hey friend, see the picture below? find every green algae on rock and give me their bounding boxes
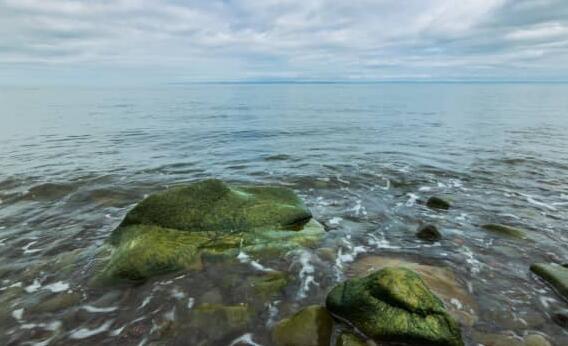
[272,305,333,346]
[481,224,527,239]
[531,263,568,300]
[99,179,325,281]
[326,267,463,346]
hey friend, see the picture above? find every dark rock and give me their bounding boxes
[326,267,463,346]
[426,197,451,210]
[417,224,442,242]
[272,305,333,346]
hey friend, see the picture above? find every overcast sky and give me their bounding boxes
[1,0,567,84]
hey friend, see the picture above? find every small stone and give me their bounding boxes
[426,196,451,210]
[523,334,551,346]
[482,224,526,239]
[416,224,442,242]
[272,305,333,346]
[552,308,568,328]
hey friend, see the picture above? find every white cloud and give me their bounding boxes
[0,0,567,83]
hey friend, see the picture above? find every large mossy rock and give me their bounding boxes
[272,305,333,346]
[531,263,568,300]
[326,267,463,346]
[99,179,324,281]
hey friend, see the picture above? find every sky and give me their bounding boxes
[1,0,568,85]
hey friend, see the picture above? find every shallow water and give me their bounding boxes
[1,83,568,345]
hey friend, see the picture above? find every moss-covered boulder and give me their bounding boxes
[99,179,324,281]
[272,305,333,346]
[326,267,463,346]
[531,263,568,300]
[481,224,526,239]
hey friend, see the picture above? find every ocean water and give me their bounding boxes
[1,83,567,345]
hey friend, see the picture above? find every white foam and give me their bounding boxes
[229,333,264,346]
[368,233,401,250]
[237,250,275,273]
[81,305,118,313]
[450,298,463,310]
[336,175,350,185]
[405,193,418,207]
[12,308,24,320]
[328,217,343,225]
[289,250,318,300]
[266,301,280,327]
[25,279,42,293]
[0,281,22,291]
[170,287,186,300]
[522,194,557,211]
[23,241,41,254]
[462,246,482,275]
[138,295,152,309]
[69,320,114,339]
[351,200,367,216]
[44,281,69,293]
[187,297,195,309]
[419,186,432,192]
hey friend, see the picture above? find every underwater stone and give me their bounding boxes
[426,196,451,210]
[523,334,551,346]
[189,303,252,336]
[336,332,367,346]
[481,224,526,239]
[99,179,325,281]
[416,224,442,242]
[272,305,333,346]
[552,308,568,328]
[531,263,568,300]
[326,267,463,346]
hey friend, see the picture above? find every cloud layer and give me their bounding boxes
[1,0,567,83]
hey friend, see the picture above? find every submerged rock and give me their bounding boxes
[481,224,526,239]
[552,308,568,328]
[417,224,442,242]
[326,267,463,346]
[272,305,333,346]
[523,334,552,346]
[98,179,325,281]
[531,263,568,300]
[189,303,252,339]
[336,332,367,346]
[426,196,451,210]
[248,271,289,300]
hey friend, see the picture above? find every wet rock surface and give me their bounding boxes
[326,267,463,346]
[531,263,568,300]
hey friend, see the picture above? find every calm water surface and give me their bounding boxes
[1,83,568,345]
